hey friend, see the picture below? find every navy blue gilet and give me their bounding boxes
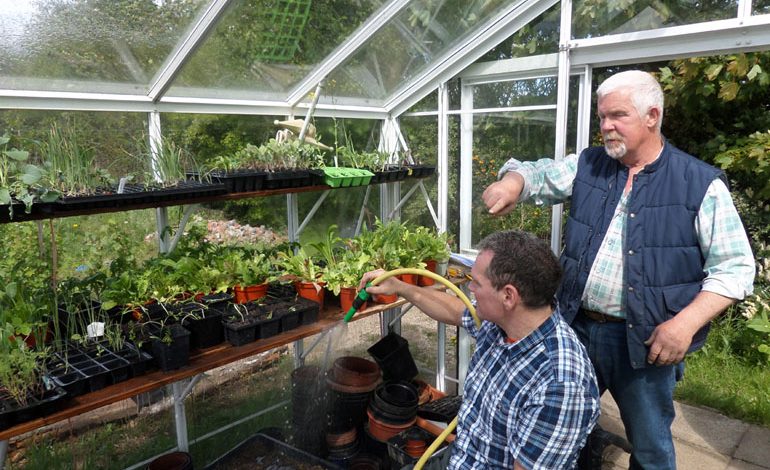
[557,142,724,369]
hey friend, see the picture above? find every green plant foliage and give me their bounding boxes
[0,133,61,216]
[0,325,47,407]
[39,123,113,195]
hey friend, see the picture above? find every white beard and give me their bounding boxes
[604,139,626,160]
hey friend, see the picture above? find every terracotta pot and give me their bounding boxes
[398,273,418,286]
[340,286,366,313]
[367,408,415,442]
[419,259,437,286]
[405,437,427,458]
[326,427,357,447]
[372,292,398,304]
[294,281,326,309]
[233,283,268,304]
[333,356,380,387]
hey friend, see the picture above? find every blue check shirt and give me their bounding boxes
[450,308,600,469]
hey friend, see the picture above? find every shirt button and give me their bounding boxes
[628,324,633,329]
[628,286,634,292]
[628,249,634,255]
[629,213,636,218]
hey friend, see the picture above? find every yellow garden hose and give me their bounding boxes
[343,267,478,469]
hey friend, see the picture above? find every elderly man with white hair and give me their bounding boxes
[482,70,755,469]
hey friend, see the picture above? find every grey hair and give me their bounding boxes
[597,70,664,131]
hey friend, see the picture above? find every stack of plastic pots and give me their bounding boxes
[367,381,419,442]
[326,356,381,433]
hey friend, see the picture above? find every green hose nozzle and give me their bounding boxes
[343,283,371,323]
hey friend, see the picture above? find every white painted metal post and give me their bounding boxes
[378,117,403,335]
[149,110,171,254]
[172,375,203,453]
[459,81,474,252]
[550,0,573,256]
[436,83,450,392]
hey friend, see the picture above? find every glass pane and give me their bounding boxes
[168,0,379,100]
[0,0,209,94]
[477,2,560,61]
[470,111,556,247]
[572,0,738,39]
[399,115,441,229]
[754,0,770,14]
[323,0,511,103]
[473,76,558,109]
[0,109,148,179]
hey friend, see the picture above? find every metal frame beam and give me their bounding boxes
[570,14,770,67]
[387,0,559,117]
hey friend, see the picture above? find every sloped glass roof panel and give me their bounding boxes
[572,0,738,39]
[166,0,380,100]
[320,0,512,105]
[0,0,210,94]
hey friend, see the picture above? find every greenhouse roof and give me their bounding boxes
[2,0,770,118]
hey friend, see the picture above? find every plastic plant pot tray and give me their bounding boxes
[323,167,374,188]
[205,432,342,469]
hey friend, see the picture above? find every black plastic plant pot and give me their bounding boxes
[263,170,313,190]
[199,291,233,307]
[294,297,320,325]
[0,386,68,431]
[268,282,297,301]
[113,342,154,377]
[47,365,88,397]
[149,324,191,371]
[183,307,224,349]
[387,426,449,467]
[94,355,131,385]
[208,169,267,193]
[254,315,281,339]
[223,315,258,346]
[367,332,418,382]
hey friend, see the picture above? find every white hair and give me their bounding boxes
[597,70,664,131]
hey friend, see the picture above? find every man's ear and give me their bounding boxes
[501,284,519,310]
[646,106,661,130]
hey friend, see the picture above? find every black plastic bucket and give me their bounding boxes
[147,451,193,470]
[367,332,418,382]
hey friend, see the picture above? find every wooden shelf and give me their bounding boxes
[0,185,333,223]
[0,296,412,441]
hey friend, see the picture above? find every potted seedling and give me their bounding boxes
[39,123,113,201]
[311,225,372,312]
[0,325,66,431]
[0,134,60,219]
[277,246,326,308]
[220,250,274,303]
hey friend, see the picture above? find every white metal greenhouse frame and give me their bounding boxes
[2,0,770,466]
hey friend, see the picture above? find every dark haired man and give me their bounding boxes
[360,230,600,469]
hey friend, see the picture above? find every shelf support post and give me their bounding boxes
[0,440,7,470]
[172,374,203,453]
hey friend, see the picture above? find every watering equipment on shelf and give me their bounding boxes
[340,267,479,470]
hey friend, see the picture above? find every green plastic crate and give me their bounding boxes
[323,167,374,187]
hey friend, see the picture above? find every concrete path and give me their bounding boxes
[598,395,770,469]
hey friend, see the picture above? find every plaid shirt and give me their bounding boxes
[450,308,600,469]
[500,152,755,317]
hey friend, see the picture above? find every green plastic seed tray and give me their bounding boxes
[323,167,374,187]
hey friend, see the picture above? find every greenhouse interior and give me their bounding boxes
[1,0,770,468]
